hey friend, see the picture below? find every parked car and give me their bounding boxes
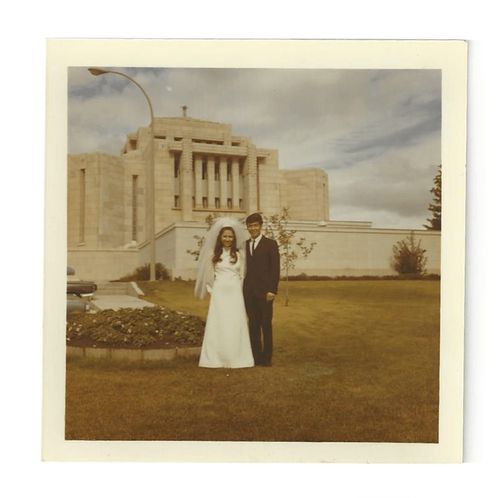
[66,266,97,316]
[67,266,97,296]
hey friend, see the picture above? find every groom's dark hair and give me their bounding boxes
[246,212,263,225]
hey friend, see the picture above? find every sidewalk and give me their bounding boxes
[91,294,156,311]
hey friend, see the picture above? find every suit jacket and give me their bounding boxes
[243,235,280,298]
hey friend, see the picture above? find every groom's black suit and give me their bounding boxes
[243,236,280,366]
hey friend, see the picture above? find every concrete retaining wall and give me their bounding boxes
[67,248,139,281]
[141,221,441,280]
[67,345,201,362]
[70,221,440,281]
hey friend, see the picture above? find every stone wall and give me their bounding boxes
[68,153,125,249]
[122,148,147,245]
[71,221,440,281]
[138,222,206,280]
[281,222,441,276]
[137,221,441,282]
[99,155,126,248]
[257,149,283,215]
[67,248,139,281]
[281,169,330,221]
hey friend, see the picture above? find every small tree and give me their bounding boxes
[391,232,428,277]
[186,213,219,261]
[264,208,317,306]
[424,165,442,230]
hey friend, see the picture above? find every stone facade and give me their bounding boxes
[281,169,329,221]
[68,115,330,254]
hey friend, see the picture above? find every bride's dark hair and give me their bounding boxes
[212,226,238,265]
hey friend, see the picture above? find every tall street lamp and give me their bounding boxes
[88,67,156,281]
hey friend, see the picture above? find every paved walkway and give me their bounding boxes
[91,294,156,311]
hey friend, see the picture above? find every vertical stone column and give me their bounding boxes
[232,159,240,210]
[180,137,193,221]
[220,157,228,209]
[207,156,215,208]
[246,144,258,213]
[194,155,202,208]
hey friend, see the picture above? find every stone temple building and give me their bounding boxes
[67,112,440,281]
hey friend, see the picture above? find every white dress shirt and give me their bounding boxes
[250,233,263,255]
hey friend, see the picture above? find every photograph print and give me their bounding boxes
[44,40,466,462]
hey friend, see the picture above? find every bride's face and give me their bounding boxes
[221,229,235,248]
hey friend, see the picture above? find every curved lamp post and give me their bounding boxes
[88,67,156,281]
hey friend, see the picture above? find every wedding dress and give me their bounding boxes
[198,249,254,368]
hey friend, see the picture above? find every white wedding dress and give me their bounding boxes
[199,249,255,368]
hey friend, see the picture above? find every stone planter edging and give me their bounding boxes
[66,345,201,362]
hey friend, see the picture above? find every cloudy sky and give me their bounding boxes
[68,67,441,229]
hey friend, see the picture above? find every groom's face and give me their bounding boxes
[247,222,262,240]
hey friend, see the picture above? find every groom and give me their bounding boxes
[243,213,280,367]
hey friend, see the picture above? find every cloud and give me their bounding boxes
[331,135,441,227]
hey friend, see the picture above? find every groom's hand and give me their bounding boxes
[266,292,276,302]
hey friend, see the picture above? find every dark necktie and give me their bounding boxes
[252,239,256,255]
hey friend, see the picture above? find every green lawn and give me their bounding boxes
[65,280,440,442]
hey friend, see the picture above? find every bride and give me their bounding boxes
[194,217,254,368]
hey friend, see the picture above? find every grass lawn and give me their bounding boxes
[65,280,440,442]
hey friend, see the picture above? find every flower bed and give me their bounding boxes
[66,306,205,349]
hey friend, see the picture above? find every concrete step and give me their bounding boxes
[94,281,132,296]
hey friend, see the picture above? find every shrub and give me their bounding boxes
[286,273,440,281]
[391,232,428,276]
[117,263,170,282]
[286,273,334,281]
